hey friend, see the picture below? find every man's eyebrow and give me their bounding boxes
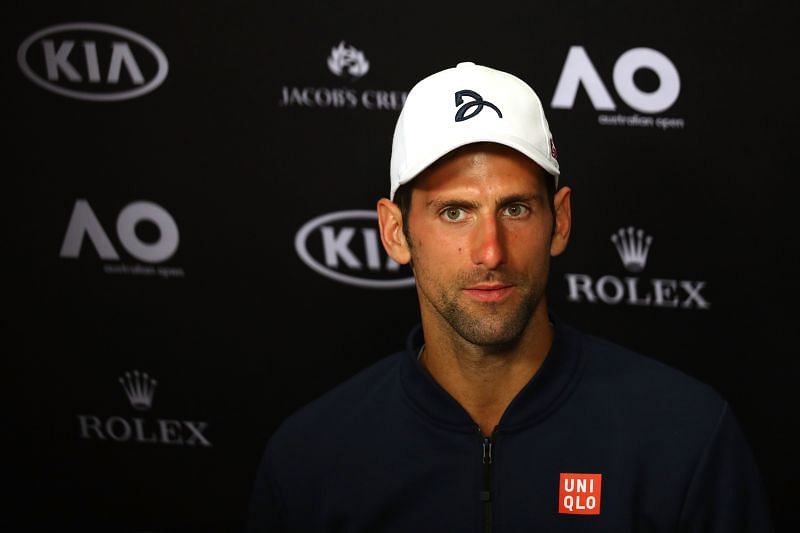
[426,193,540,210]
[496,193,539,206]
[426,198,481,210]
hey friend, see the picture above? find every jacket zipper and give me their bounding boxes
[479,428,496,533]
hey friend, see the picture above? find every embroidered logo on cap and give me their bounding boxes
[454,89,502,122]
[558,473,602,515]
[550,137,558,160]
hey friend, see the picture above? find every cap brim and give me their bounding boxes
[393,133,559,199]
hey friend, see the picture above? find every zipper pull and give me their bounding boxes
[482,436,493,464]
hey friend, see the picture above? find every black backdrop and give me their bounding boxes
[6,1,798,531]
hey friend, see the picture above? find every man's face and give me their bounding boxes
[398,144,570,348]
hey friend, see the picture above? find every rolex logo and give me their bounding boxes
[119,370,157,411]
[610,227,653,273]
[565,224,709,310]
[77,371,212,447]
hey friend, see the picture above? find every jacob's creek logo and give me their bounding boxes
[327,41,369,79]
[77,371,212,447]
[551,46,684,130]
[60,199,184,278]
[280,41,407,111]
[295,210,415,289]
[565,227,710,309]
[559,473,602,515]
[18,22,168,101]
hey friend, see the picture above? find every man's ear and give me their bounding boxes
[550,186,572,257]
[377,198,411,265]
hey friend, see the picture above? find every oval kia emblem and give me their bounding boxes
[295,210,415,289]
[17,22,168,101]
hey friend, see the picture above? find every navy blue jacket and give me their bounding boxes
[246,319,772,532]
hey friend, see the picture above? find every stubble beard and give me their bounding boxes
[421,267,547,349]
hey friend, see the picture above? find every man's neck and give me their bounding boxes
[418,306,554,437]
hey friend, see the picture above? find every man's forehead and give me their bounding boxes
[413,143,549,196]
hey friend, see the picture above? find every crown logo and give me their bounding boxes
[119,370,157,411]
[610,227,653,272]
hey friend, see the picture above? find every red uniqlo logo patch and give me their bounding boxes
[558,473,602,515]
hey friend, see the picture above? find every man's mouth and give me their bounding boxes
[462,283,514,303]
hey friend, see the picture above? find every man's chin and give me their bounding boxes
[452,315,529,348]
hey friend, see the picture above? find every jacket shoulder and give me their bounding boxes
[573,326,727,419]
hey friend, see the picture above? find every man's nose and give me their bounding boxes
[470,216,506,270]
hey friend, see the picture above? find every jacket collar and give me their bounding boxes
[398,314,585,434]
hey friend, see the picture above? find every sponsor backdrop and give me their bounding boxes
[6,1,797,531]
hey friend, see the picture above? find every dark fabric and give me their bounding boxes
[246,319,772,532]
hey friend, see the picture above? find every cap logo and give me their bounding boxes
[550,137,558,160]
[454,89,502,122]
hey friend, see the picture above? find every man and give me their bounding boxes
[247,62,772,532]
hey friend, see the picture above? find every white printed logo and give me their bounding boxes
[327,41,369,79]
[18,22,168,101]
[279,42,406,111]
[295,210,415,289]
[551,46,684,130]
[119,370,157,411]
[60,199,184,278]
[565,227,709,309]
[610,227,653,273]
[77,371,212,447]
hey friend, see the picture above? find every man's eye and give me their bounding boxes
[504,205,529,217]
[443,208,465,221]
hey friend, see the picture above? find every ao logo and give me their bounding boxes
[17,22,168,101]
[295,210,415,289]
[60,199,179,263]
[551,46,680,114]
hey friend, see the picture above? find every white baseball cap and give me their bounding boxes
[389,61,560,200]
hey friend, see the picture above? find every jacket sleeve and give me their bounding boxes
[244,442,288,533]
[679,402,773,532]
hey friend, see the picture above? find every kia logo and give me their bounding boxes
[295,210,415,289]
[18,22,168,101]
